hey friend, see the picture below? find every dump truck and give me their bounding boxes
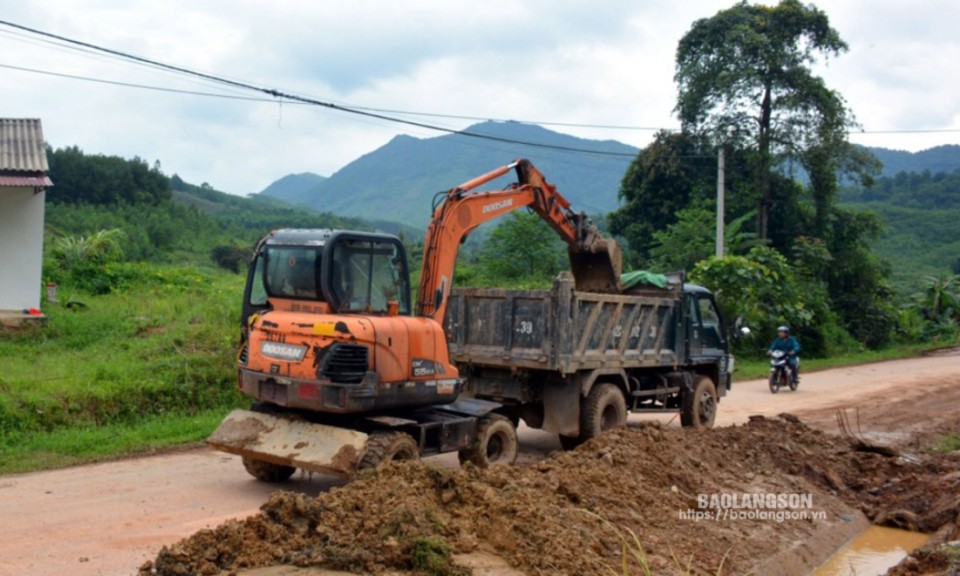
[208,159,733,481]
[446,272,732,449]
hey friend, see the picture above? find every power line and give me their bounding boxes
[850,129,960,135]
[0,61,685,170]
[2,19,956,146]
[0,19,642,159]
[346,107,670,132]
[0,63,285,103]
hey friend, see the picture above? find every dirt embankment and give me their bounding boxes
[138,415,960,576]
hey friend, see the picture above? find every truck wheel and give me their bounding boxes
[681,376,718,428]
[357,431,419,471]
[580,383,628,441]
[458,414,519,468]
[241,457,296,483]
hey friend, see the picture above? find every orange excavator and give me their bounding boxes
[208,159,621,481]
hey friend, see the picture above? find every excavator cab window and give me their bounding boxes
[262,247,323,300]
[326,235,410,315]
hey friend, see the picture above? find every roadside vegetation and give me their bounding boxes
[1,147,386,474]
[3,0,960,475]
[0,268,244,474]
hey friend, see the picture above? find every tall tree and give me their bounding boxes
[476,212,566,283]
[608,131,717,264]
[674,0,855,239]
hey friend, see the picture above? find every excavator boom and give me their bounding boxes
[416,159,622,321]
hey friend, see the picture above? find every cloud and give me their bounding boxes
[1,1,958,194]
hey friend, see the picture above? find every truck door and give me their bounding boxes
[696,295,727,358]
[687,293,727,359]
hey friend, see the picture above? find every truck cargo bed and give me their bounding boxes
[445,275,682,374]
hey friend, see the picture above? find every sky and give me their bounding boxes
[2,1,959,196]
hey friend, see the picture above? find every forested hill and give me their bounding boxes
[254,122,960,229]
[43,146,419,265]
[864,144,960,177]
[257,121,638,225]
[842,168,960,289]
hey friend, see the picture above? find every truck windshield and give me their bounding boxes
[330,237,410,315]
[261,247,323,301]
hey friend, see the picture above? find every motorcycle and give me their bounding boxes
[768,350,798,394]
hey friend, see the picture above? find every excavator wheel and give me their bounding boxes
[241,457,296,483]
[356,431,419,471]
[458,414,519,468]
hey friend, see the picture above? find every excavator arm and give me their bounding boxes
[416,159,622,321]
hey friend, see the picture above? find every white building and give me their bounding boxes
[0,118,51,319]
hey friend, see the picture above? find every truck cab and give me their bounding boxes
[683,284,733,394]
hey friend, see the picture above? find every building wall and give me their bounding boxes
[0,187,45,310]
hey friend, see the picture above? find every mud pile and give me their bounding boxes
[138,415,960,576]
[872,449,960,576]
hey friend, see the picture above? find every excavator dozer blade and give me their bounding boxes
[569,238,623,294]
[207,409,369,477]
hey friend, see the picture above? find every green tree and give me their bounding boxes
[675,0,858,239]
[906,275,960,343]
[691,246,848,356]
[649,206,763,271]
[210,245,249,274]
[52,228,126,270]
[609,131,719,264]
[46,146,170,206]
[822,209,898,348]
[51,228,130,293]
[476,212,566,284]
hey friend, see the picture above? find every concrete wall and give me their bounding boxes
[0,187,45,310]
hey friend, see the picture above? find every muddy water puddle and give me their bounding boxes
[813,525,929,576]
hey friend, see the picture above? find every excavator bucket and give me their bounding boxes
[568,238,623,294]
[207,409,370,477]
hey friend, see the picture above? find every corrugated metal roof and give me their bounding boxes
[0,118,49,172]
[0,175,53,187]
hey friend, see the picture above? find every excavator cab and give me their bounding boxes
[242,229,412,327]
[233,228,460,416]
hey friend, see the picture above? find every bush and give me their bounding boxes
[691,246,852,358]
[211,245,249,274]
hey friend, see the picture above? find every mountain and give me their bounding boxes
[258,121,638,227]
[864,145,960,177]
[169,174,423,240]
[259,172,327,204]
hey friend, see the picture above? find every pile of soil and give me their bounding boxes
[138,415,960,576]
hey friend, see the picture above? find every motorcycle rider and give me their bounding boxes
[769,326,800,384]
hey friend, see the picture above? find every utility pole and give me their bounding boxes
[715,147,725,258]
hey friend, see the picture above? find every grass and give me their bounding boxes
[409,536,467,576]
[0,409,227,475]
[734,343,931,381]
[579,509,728,576]
[936,434,960,453]
[0,265,247,475]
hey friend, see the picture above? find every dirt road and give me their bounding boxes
[3,353,960,576]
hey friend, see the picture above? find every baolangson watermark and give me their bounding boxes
[678,493,828,523]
